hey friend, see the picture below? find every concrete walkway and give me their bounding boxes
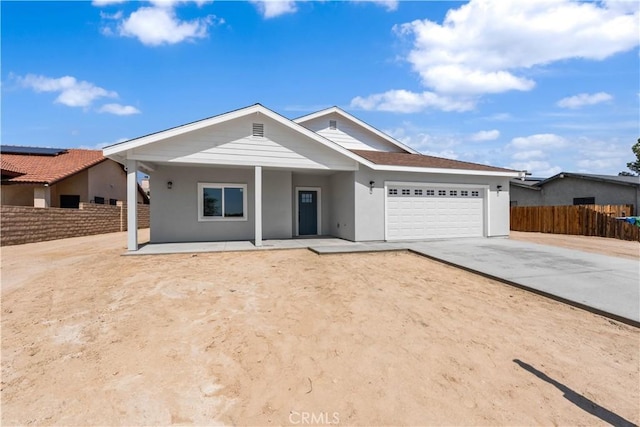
[128,237,358,255]
[130,237,639,326]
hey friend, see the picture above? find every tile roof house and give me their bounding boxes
[104,104,523,251]
[1,146,149,208]
[510,172,640,213]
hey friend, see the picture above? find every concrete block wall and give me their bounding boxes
[0,203,150,246]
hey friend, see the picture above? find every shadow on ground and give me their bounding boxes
[513,359,638,427]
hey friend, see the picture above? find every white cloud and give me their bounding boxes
[350,89,476,113]
[353,0,639,112]
[16,74,117,107]
[118,6,213,46]
[470,129,500,141]
[385,126,461,157]
[511,150,546,161]
[250,1,297,19]
[92,0,127,5]
[100,10,123,20]
[575,136,630,174]
[509,133,568,149]
[556,92,613,109]
[576,158,622,171]
[351,0,399,12]
[509,161,562,177]
[395,0,639,96]
[98,103,141,115]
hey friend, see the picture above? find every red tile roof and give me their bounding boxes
[351,149,516,173]
[1,149,107,184]
[1,158,26,177]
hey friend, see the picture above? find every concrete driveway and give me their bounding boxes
[402,238,639,326]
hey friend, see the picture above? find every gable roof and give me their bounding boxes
[104,103,521,177]
[294,106,419,154]
[521,172,640,189]
[352,149,517,174]
[103,103,365,166]
[1,148,106,184]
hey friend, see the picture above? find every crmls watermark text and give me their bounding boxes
[289,410,340,425]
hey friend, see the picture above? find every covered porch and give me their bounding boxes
[124,160,355,251]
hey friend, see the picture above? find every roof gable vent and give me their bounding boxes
[252,123,264,137]
[329,120,337,130]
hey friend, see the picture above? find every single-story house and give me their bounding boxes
[510,172,640,213]
[103,104,523,250]
[1,146,149,208]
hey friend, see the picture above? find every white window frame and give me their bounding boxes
[197,182,248,222]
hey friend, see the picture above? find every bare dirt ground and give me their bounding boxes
[510,231,640,260]
[1,231,638,426]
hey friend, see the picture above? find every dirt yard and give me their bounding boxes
[1,231,638,426]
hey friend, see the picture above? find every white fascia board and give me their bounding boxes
[366,163,521,178]
[102,104,364,167]
[294,106,420,154]
[125,153,359,171]
[103,104,265,156]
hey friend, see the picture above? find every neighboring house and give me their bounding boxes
[1,146,149,208]
[104,104,522,250]
[510,172,640,213]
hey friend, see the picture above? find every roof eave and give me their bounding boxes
[362,162,520,177]
[294,106,420,155]
[537,172,640,188]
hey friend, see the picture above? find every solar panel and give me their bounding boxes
[0,146,67,156]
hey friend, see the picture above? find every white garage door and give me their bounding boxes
[386,184,484,240]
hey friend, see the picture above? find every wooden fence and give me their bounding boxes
[510,205,640,242]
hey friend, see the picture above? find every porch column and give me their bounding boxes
[126,159,138,251]
[255,166,262,247]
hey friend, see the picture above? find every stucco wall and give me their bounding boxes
[510,178,639,213]
[328,171,355,240]
[151,165,255,243]
[509,184,542,206]
[262,170,293,239]
[50,170,89,207]
[1,185,37,206]
[88,159,128,204]
[353,166,512,240]
[541,177,638,208]
[150,165,296,243]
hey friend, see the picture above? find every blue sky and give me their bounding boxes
[2,0,639,177]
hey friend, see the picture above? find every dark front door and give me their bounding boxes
[298,190,318,235]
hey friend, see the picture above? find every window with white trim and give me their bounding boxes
[450,190,458,196]
[388,188,398,195]
[461,190,469,196]
[426,189,435,196]
[401,189,411,195]
[438,190,446,196]
[198,183,247,221]
[471,190,479,197]
[414,189,423,196]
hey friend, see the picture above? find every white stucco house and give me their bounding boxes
[104,104,523,250]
